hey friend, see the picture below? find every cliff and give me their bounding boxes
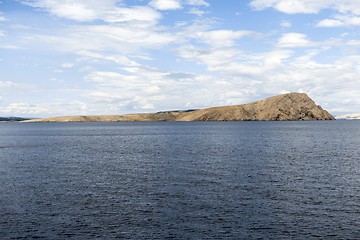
[24,93,335,122]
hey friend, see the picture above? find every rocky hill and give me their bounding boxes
[24,93,335,122]
[336,113,360,120]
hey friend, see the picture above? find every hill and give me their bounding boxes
[24,93,335,122]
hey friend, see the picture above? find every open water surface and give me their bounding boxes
[1,121,360,239]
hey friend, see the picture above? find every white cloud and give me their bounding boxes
[81,25,174,48]
[317,18,343,27]
[0,103,49,115]
[195,30,258,47]
[45,2,96,21]
[250,0,327,14]
[277,33,315,48]
[0,45,20,49]
[177,46,241,68]
[81,66,223,113]
[0,81,29,89]
[0,13,6,22]
[30,24,175,56]
[317,14,360,27]
[250,0,360,15]
[0,12,6,37]
[78,51,140,67]
[61,63,74,69]
[187,8,207,16]
[149,0,209,11]
[0,81,16,88]
[149,0,182,10]
[103,6,162,24]
[280,20,292,27]
[178,45,292,75]
[21,0,161,24]
[347,40,360,46]
[186,0,209,7]
[85,71,131,85]
[219,50,292,76]
[251,1,360,28]
[22,0,109,21]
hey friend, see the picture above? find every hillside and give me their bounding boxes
[24,93,335,122]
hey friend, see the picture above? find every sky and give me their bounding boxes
[0,0,360,117]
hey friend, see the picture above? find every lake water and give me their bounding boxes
[1,121,360,239]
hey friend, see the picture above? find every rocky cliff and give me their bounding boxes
[24,93,335,122]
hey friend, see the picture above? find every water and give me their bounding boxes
[0,121,360,239]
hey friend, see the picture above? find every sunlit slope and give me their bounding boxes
[25,93,335,122]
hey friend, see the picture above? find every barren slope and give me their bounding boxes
[25,93,335,122]
[178,92,334,121]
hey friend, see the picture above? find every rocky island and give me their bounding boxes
[24,93,335,122]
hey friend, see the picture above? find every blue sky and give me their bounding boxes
[1,0,360,117]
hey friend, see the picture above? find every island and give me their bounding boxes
[24,92,335,122]
[0,117,30,122]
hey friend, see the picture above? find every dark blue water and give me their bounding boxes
[1,121,360,239]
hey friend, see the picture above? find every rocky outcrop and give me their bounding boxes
[177,92,334,121]
[24,92,335,122]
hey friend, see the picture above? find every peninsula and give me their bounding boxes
[24,93,335,122]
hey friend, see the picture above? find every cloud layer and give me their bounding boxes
[0,0,359,117]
